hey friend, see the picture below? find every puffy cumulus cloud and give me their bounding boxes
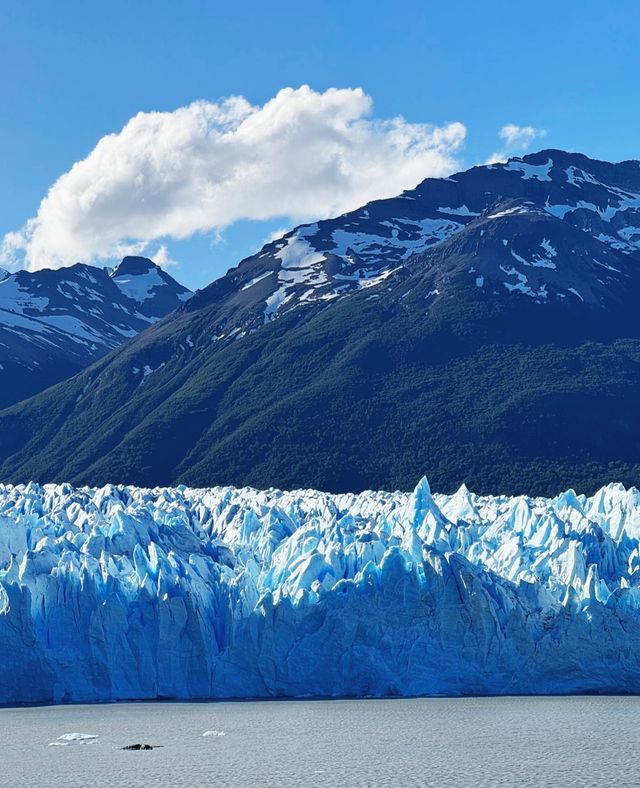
[1,86,466,271]
[486,123,547,164]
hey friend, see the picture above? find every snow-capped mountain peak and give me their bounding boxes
[3,150,640,498]
[111,255,158,277]
[0,257,192,408]
[188,149,640,342]
[110,255,192,317]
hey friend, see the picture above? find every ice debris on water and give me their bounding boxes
[49,733,98,746]
[5,477,640,701]
[202,730,225,737]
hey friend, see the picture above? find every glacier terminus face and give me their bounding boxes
[2,477,640,703]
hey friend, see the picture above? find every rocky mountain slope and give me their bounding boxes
[0,256,191,407]
[1,150,640,494]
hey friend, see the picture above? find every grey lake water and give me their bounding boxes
[1,696,639,787]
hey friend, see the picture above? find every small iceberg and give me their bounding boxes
[49,733,98,747]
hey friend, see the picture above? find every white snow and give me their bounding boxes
[510,246,557,270]
[331,218,462,263]
[259,211,457,321]
[333,266,402,289]
[437,205,480,217]
[545,193,640,224]
[112,268,166,302]
[618,226,640,248]
[594,259,621,273]
[568,287,584,301]
[264,286,295,322]
[0,277,49,314]
[241,271,274,290]
[565,166,600,188]
[49,733,98,747]
[134,363,166,382]
[37,315,106,344]
[505,157,553,181]
[486,206,530,220]
[500,266,548,300]
[275,235,326,270]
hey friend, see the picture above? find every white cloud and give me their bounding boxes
[265,227,290,244]
[150,244,178,269]
[1,86,466,272]
[486,123,547,164]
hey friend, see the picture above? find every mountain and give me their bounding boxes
[3,477,640,703]
[0,256,191,407]
[1,150,640,494]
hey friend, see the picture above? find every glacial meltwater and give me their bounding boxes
[2,696,639,787]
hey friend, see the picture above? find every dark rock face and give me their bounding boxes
[2,150,640,495]
[122,744,156,751]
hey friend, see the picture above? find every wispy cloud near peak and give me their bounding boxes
[486,123,547,165]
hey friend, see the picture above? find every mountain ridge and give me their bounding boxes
[0,256,191,407]
[1,149,640,494]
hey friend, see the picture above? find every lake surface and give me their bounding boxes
[2,696,639,787]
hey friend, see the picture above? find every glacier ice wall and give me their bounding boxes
[2,477,640,703]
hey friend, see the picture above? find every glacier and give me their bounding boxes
[2,477,640,703]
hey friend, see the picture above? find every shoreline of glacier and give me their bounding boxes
[3,690,640,712]
[3,477,640,703]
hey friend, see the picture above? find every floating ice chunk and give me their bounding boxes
[49,733,98,746]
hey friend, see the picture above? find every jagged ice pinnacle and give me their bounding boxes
[2,477,640,703]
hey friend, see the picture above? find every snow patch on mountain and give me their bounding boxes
[505,157,553,181]
[111,267,166,303]
[274,233,326,271]
[565,166,601,188]
[264,285,296,322]
[241,271,274,291]
[0,259,192,408]
[437,205,480,217]
[216,151,640,334]
[259,214,462,320]
[0,277,50,314]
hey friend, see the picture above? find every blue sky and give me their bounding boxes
[2,0,638,290]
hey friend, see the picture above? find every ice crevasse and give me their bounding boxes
[2,477,640,703]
